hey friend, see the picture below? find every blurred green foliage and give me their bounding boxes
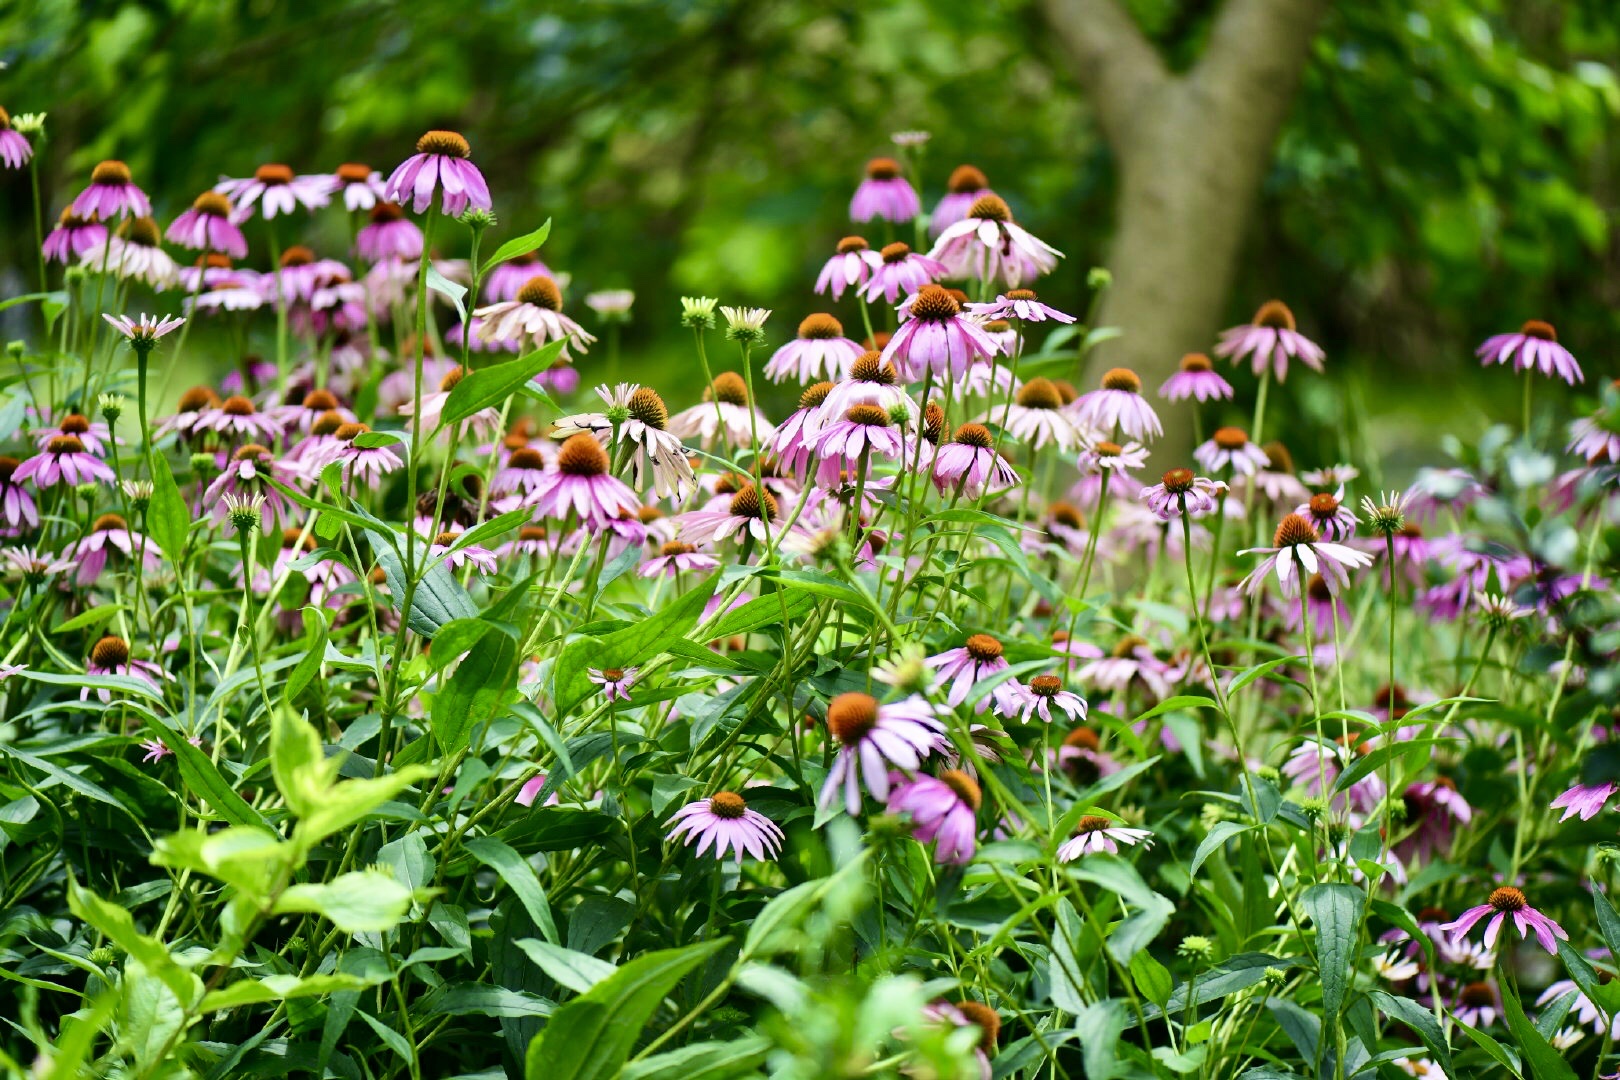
[2,0,1617,454]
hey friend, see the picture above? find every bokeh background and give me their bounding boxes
[3,0,1618,472]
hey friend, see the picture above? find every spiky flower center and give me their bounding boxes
[845,404,889,427]
[297,390,338,414]
[91,160,133,185]
[836,236,869,254]
[1064,726,1100,751]
[439,366,466,392]
[1161,468,1195,494]
[940,770,983,811]
[311,411,346,437]
[1180,352,1213,372]
[968,194,1011,222]
[48,435,86,455]
[798,313,843,340]
[1094,441,1124,458]
[626,387,668,429]
[709,372,749,406]
[923,402,946,444]
[1252,300,1297,331]
[1488,886,1527,912]
[191,191,233,217]
[1075,816,1114,834]
[1520,320,1557,341]
[1004,288,1037,302]
[1111,634,1147,658]
[370,202,405,223]
[954,1001,1000,1051]
[416,130,471,158]
[709,791,748,819]
[1263,441,1294,473]
[121,217,162,247]
[435,531,461,547]
[283,527,316,549]
[556,434,610,477]
[508,447,547,471]
[336,162,372,182]
[93,513,128,532]
[826,692,879,744]
[335,422,368,442]
[1049,501,1084,528]
[660,540,695,557]
[1274,513,1320,547]
[909,284,961,322]
[519,526,548,542]
[1016,378,1063,410]
[57,414,91,436]
[954,423,993,449]
[280,245,314,267]
[983,320,1011,334]
[729,484,778,521]
[1030,675,1062,698]
[880,241,911,264]
[232,444,270,463]
[948,164,989,193]
[1308,493,1340,514]
[965,633,1004,663]
[518,275,562,311]
[0,456,16,483]
[1307,574,1332,602]
[865,157,901,180]
[91,635,130,668]
[221,395,256,416]
[1100,367,1141,393]
[799,381,834,410]
[848,351,896,385]
[1212,427,1248,451]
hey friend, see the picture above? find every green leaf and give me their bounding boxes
[1454,1020,1523,1078]
[552,575,718,716]
[516,938,617,994]
[702,589,815,641]
[1500,977,1578,1080]
[1368,991,1454,1077]
[1301,883,1362,1022]
[619,1036,772,1080]
[466,837,559,944]
[439,337,567,430]
[425,261,468,323]
[148,716,267,828]
[482,219,553,274]
[67,874,200,1008]
[431,627,518,753]
[151,825,291,898]
[284,607,329,706]
[53,604,126,635]
[1,745,129,813]
[1130,952,1174,1011]
[1594,888,1620,962]
[200,972,381,1014]
[366,526,481,637]
[270,707,338,820]
[295,764,437,849]
[274,870,420,932]
[1190,820,1251,878]
[524,939,728,1080]
[428,617,495,670]
[427,984,554,1017]
[146,453,190,565]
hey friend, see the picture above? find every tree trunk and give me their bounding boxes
[1040,0,1331,445]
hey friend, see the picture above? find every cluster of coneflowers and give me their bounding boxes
[3,111,1617,1071]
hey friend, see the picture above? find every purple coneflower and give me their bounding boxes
[1194,427,1267,476]
[427,531,498,576]
[1057,816,1154,861]
[15,435,114,489]
[967,288,1074,325]
[1079,636,1178,701]
[1016,674,1088,724]
[667,373,775,450]
[386,129,492,217]
[765,313,864,384]
[929,164,992,238]
[676,483,780,547]
[816,236,882,300]
[1538,977,1620,1040]
[639,540,718,578]
[881,284,1000,383]
[329,422,404,484]
[490,446,552,500]
[43,208,106,264]
[484,250,554,302]
[166,191,248,258]
[927,194,1062,288]
[1075,437,1149,484]
[587,666,637,702]
[666,791,785,863]
[1297,489,1358,542]
[399,366,501,438]
[0,107,30,168]
[1441,886,1567,955]
[1452,981,1502,1028]
[1551,781,1618,821]
[473,275,596,361]
[81,217,179,290]
[1240,513,1373,597]
[850,157,919,223]
[1159,352,1234,402]
[63,512,163,585]
[862,242,947,305]
[817,692,948,815]
[916,1000,997,1080]
[217,163,336,219]
[195,394,283,443]
[528,434,638,528]
[888,770,981,865]
[1215,300,1324,381]
[1398,778,1472,863]
[498,526,557,564]
[335,162,387,210]
[928,634,1026,716]
[1139,469,1225,521]
[812,404,906,487]
[84,635,170,702]
[1070,368,1162,442]
[1477,320,1583,385]
[766,381,834,479]
[821,351,914,424]
[73,160,150,220]
[0,457,39,531]
[932,423,1018,497]
[355,202,423,262]
[1055,725,1119,781]
[33,413,114,457]
[992,377,1081,452]
[202,445,301,530]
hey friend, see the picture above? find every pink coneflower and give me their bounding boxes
[1159,353,1234,402]
[1216,300,1324,381]
[271,388,355,436]
[1015,674,1088,724]
[1477,320,1583,385]
[927,634,1026,716]
[84,635,170,702]
[929,164,993,238]
[1194,427,1267,476]
[1280,736,1384,815]
[850,157,920,223]
[816,236,882,300]
[888,770,981,865]
[81,217,179,290]
[329,422,404,483]
[766,382,834,479]
[928,194,1062,288]
[1057,816,1153,860]
[140,739,173,764]
[490,446,552,499]
[0,457,39,531]
[399,366,501,438]
[967,288,1074,325]
[1079,636,1178,701]
[43,208,106,264]
[1441,886,1567,955]
[862,242,947,305]
[1075,436,1148,482]
[667,372,776,449]
[217,163,336,219]
[1070,368,1162,442]
[1568,414,1620,465]
[764,313,864,383]
[932,423,1018,497]
[194,394,283,443]
[73,160,151,220]
[1139,468,1227,521]
[676,483,781,547]
[1550,781,1618,821]
[15,436,114,489]
[473,275,596,361]
[515,772,561,807]
[355,202,423,262]
[528,434,638,528]
[639,540,718,578]
[820,351,914,424]
[386,129,492,217]
[812,404,906,487]
[62,512,163,585]
[153,386,222,444]
[1451,981,1502,1028]
[881,284,1000,383]
[334,162,387,210]
[1398,778,1472,863]
[484,250,555,302]
[1302,464,1361,489]
[191,279,265,314]
[495,526,558,565]
[32,413,113,457]
[666,791,785,863]
[992,377,1081,451]
[818,692,949,815]
[915,1001,997,1080]
[202,444,301,530]
[1240,513,1373,598]
[1538,978,1620,1039]
[166,191,248,258]
[1297,489,1358,542]
[587,666,637,702]
[427,531,498,576]
[1054,725,1119,781]
[0,107,30,168]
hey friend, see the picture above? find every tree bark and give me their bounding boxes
[1041,0,1331,402]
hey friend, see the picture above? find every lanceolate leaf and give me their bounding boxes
[482,219,553,274]
[438,337,567,430]
[1301,883,1363,1022]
